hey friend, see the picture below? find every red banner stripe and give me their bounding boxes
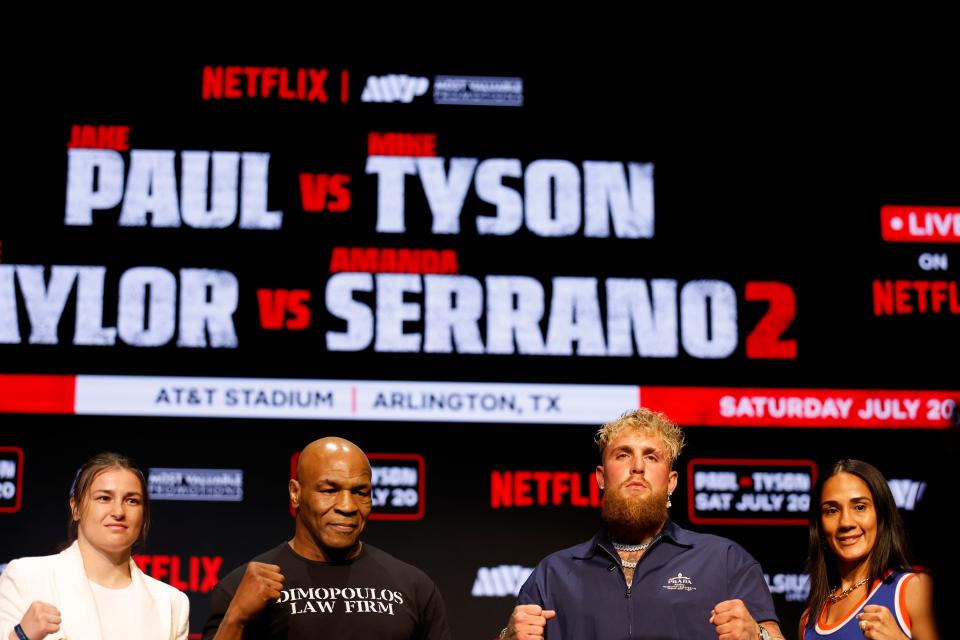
[0,375,76,414]
[640,386,956,429]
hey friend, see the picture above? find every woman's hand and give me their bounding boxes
[16,601,61,640]
[856,605,907,640]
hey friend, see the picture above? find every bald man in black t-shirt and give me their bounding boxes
[203,437,450,640]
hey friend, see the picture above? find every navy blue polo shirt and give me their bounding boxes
[517,520,778,640]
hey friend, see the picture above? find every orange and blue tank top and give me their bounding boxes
[803,571,916,639]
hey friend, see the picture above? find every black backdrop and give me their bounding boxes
[1,55,958,638]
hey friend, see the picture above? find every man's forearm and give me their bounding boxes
[759,620,785,640]
[211,611,248,640]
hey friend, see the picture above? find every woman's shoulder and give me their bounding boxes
[886,569,930,587]
[3,550,63,573]
[0,552,64,593]
[897,570,937,637]
[899,570,933,593]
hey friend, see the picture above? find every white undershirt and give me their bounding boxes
[88,579,135,640]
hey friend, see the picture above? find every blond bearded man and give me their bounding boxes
[500,409,784,640]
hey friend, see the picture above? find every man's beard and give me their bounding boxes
[602,480,668,541]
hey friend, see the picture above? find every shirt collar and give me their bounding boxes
[574,519,695,560]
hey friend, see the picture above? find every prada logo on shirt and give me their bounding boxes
[277,586,405,615]
[662,572,697,592]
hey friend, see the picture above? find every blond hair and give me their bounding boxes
[594,408,685,468]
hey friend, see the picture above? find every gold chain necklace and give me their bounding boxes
[827,577,869,603]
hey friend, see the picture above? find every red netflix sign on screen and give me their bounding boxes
[489,470,601,509]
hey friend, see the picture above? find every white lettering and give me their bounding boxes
[326,273,374,351]
[418,158,477,234]
[606,279,677,357]
[65,150,125,225]
[0,481,16,500]
[545,277,606,355]
[120,150,181,227]
[680,280,737,358]
[66,150,281,230]
[16,265,77,344]
[372,466,419,487]
[372,488,390,507]
[369,157,655,239]
[475,159,523,235]
[180,152,239,228]
[0,460,17,479]
[74,267,118,345]
[583,161,654,238]
[524,160,581,237]
[485,276,545,355]
[0,266,19,343]
[722,396,854,420]
[735,493,786,512]
[238,153,282,229]
[325,275,741,358]
[177,270,239,348]
[695,492,734,511]
[752,473,811,492]
[375,274,421,352]
[423,275,484,353]
[117,268,176,347]
[858,398,923,421]
[695,471,739,491]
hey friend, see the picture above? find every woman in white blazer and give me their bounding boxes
[0,452,189,640]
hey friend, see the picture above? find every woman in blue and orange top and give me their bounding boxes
[801,459,938,639]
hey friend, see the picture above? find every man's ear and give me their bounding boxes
[289,479,301,508]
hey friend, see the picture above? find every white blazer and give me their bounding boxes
[0,541,189,640]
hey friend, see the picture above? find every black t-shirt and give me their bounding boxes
[202,542,451,640]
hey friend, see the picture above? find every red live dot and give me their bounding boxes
[739,476,753,488]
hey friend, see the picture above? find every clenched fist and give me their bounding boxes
[16,601,61,640]
[502,604,557,640]
[709,599,759,640]
[224,561,285,625]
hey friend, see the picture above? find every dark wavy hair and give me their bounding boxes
[804,459,911,626]
[68,452,150,547]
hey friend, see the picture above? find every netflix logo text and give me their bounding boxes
[132,554,223,593]
[490,470,601,508]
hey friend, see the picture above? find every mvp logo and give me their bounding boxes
[471,565,534,597]
[361,75,429,103]
[887,479,927,511]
